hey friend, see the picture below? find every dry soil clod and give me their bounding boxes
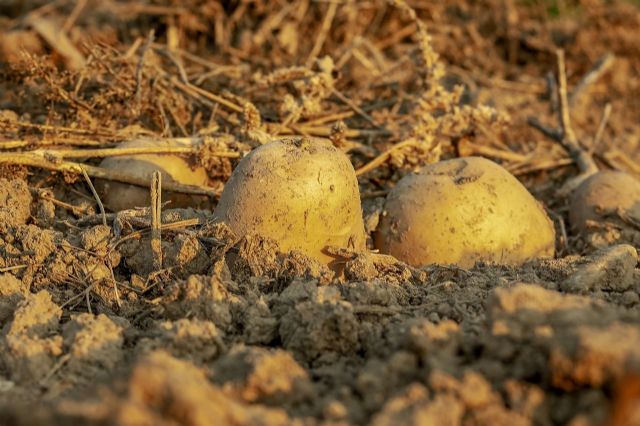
[562,244,638,293]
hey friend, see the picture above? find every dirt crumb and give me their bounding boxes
[549,323,640,390]
[164,234,211,276]
[371,383,464,426]
[486,283,640,397]
[137,318,225,364]
[61,313,124,382]
[279,299,360,363]
[0,273,28,324]
[79,225,112,254]
[211,345,314,405]
[1,290,63,382]
[163,275,237,332]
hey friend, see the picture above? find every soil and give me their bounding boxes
[0,1,640,425]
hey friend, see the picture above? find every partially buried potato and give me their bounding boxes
[214,137,366,271]
[569,170,640,234]
[375,156,555,268]
[96,139,211,212]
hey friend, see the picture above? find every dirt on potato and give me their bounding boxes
[0,1,640,425]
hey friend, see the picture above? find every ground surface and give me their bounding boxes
[0,0,639,425]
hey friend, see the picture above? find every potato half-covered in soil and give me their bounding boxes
[375,156,555,268]
[214,137,366,271]
[569,170,640,234]
[95,139,211,212]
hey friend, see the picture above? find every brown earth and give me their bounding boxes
[0,0,639,425]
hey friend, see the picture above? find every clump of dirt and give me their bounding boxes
[1,291,63,384]
[280,295,361,363]
[37,350,294,426]
[0,240,638,425]
[0,178,31,231]
[0,273,28,323]
[61,313,124,386]
[210,345,314,406]
[136,318,225,364]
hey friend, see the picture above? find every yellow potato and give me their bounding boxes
[214,137,366,271]
[375,156,555,268]
[569,170,640,233]
[95,139,211,211]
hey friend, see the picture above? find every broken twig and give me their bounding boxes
[150,171,163,271]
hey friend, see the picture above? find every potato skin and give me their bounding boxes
[569,171,640,233]
[374,156,555,268]
[214,137,366,270]
[95,139,211,211]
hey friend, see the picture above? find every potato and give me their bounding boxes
[95,139,211,212]
[214,137,366,271]
[569,170,640,234]
[374,156,555,267]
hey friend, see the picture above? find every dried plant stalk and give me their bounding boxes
[150,171,163,272]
